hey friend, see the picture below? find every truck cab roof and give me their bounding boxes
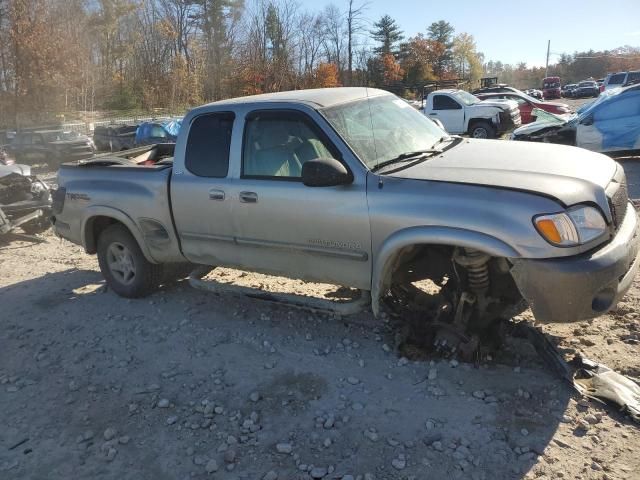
[202,87,391,109]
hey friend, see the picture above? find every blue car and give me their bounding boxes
[135,119,183,147]
[512,84,640,154]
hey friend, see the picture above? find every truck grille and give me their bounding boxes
[608,181,628,231]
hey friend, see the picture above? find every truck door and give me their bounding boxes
[170,112,237,266]
[231,109,372,290]
[429,95,464,133]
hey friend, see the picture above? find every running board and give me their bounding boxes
[188,266,370,316]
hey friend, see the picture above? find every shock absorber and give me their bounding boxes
[453,248,490,294]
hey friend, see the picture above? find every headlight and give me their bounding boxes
[534,205,607,246]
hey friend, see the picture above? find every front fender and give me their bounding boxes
[81,205,158,264]
[370,226,520,317]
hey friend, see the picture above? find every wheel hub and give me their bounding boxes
[106,242,136,285]
[472,128,488,139]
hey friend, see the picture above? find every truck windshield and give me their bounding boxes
[452,90,480,106]
[322,95,445,171]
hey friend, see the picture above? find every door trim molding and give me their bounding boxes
[181,232,368,261]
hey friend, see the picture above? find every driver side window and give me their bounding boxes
[242,112,336,179]
[433,95,462,110]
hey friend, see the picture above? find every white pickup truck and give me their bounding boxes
[423,89,521,138]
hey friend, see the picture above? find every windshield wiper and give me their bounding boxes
[372,149,441,172]
[430,135,456,150]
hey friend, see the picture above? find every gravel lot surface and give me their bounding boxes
[1,96,639,480]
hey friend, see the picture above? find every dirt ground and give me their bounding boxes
[2,98,640,480]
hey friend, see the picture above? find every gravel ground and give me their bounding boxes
[1,231,639,480]
[1,97,639,480]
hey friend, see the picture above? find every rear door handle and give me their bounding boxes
[239,191,258,203]
[209,189,225,201]
[429,113,438,116]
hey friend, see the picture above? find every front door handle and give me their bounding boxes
[239,191,258,203]
[429,113,438,116]
[209,189,225,201]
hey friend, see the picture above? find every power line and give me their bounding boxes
[573,54,640,59]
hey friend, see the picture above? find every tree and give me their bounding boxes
[452,32,482,84]
[371,14,403,56]
[346,0,367,85]
[194,0,243,101]
[381,53,403,84]
[399,34,442,85]
[312,62,340,87]
[427,20,454,77]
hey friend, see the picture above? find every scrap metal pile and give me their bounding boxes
[0,160,52,237]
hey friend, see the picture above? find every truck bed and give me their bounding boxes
[55,155,185,264]
[79,143,175,168]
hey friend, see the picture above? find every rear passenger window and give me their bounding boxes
[185,113,234,177]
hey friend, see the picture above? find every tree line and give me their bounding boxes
[0,0,639,128]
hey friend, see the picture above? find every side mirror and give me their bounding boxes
[302,158,353,187]
[580,115,594,126]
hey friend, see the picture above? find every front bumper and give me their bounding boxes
[511,203,640,323]
[496,111,521,134]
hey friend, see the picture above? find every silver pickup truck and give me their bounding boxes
[52,87,639,334]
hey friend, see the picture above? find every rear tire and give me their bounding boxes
[469,121,495,139]
[97,224,163,298]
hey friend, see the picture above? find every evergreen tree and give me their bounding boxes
[427,20,455,77]
[371,15,404,56]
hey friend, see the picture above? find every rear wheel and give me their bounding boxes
[469,121,495,139]
[97,224,163,298]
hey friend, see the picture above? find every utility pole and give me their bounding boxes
[545,40,551,77]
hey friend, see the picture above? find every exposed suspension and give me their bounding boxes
[453,248,491,294]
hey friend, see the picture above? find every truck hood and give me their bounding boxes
[475,98,518,111]
[386,138,616,207]
[512,120,565,137]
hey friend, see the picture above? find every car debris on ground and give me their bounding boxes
[0,162,52,239]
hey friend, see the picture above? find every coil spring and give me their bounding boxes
[466,253,489,293]
[454,248,490,294]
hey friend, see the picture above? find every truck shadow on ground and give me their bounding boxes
[0,268,581,480]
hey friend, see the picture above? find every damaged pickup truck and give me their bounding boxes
[52,88,640,350]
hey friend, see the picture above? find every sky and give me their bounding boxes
[299,0,640,67]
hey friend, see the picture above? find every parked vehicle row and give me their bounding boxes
[94,119,183,152]
[572,80,600,98]
[511,83,640,155]
[93,125,138,152]
[474,89,570,124]
[2,130,95,167]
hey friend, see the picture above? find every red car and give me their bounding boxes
[475,90,571,124]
